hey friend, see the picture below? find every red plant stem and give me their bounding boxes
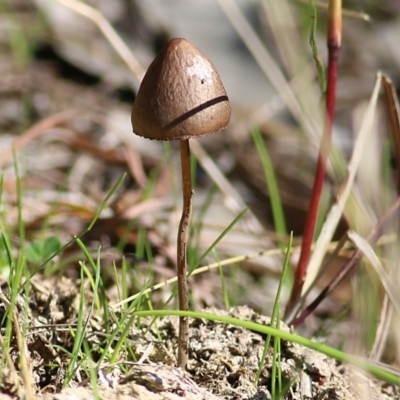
[285,0,342,320]
[292,195,400,327]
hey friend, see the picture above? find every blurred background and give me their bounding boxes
[1,0,400,348]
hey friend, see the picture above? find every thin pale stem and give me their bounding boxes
[285,0,342,320]
[177,139,193,369]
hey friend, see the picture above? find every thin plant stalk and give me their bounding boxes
[309,0,326,94]
[382,74,400,195]
[251,127,287,238]
[255,233,292,385]
[177,139,193,368]
[292,195,400,327]
[285,0,342,319]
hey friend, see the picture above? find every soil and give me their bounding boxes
[0,275,398,399]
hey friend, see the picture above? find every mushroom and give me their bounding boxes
[131,37,231,369]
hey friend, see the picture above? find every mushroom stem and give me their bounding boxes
[177,138,193,369]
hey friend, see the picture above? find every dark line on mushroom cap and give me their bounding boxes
[163,95,229,132]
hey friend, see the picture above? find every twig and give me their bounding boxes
[216,0,319,140]
[285,0,342,320]
[55,0,144,85]
[0,110,82,167]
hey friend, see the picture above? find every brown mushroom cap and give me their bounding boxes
[131,38,231,140]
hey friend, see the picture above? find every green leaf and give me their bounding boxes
[26,236,62,263]
[42,236,62,259]
[25,240,44,263]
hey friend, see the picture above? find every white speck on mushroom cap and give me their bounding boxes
[186,56,214,85]
[131,37,231,140]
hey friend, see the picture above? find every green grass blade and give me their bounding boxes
[75,238,101,310]
[28,173,127,280]
[251,128,287,238]
[64,264,87,385]
[134,309,400,386]
[272,233,293,322]
[13,148,25,258]
[213,249,230,309]
[255,233,293,384]
[190,186,218,268]
[309,0,326,93]
[1,233,13,272]
[193,207,248,271]
[87,172,127,231]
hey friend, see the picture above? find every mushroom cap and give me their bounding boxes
[131,38,231,140]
